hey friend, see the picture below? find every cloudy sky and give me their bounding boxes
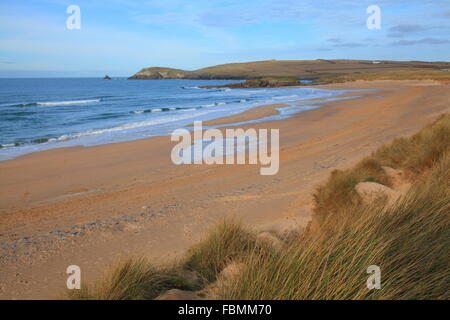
[0,0,449,77]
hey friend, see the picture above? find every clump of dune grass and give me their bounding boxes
[313,158,390,223]
[372,113,450,173]
[67,258,199,300]
[219,152,449,299]
[183,221,270,283]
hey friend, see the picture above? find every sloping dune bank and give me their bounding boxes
[0,80,449,299]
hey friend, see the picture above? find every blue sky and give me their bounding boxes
[0,0,449,77]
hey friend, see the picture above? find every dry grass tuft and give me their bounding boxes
[183,221,271,283]
[372,113,450,173]
[67,258,199,300]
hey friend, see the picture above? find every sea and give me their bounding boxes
[0,78,346,160]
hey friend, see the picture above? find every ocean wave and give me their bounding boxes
[5,99,102,108]
[130,107,180,114]
[130,102,228,115]
[180,86,232,92]
[48,109,213,142]
[37,99,101,106]
[230,99,248,103]
[0,143,19,149]
[0,139,47,148]
[271,95,299,100]
[86,113,124,120]
[2,102,37,107]
[180,86,201,89]
[179,108,197,112]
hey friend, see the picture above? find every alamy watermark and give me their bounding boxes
[66,5,81,30]
[170,121,279,175]
[367,5,381,30]
[66,265,81,289]
[367,265,381,290]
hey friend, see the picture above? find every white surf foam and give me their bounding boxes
[37,99,101,106]
[271,95,298,100]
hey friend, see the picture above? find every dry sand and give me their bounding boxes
[0,80,449,299]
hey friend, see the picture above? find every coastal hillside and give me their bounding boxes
[128,59,450,80]
[68,113,450,300]
[128,67,188,79]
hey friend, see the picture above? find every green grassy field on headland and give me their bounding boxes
[128,59,450,81]
[67,113,450,300]
[319,69,450,84]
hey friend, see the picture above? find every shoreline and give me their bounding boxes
[0,85,349,162]
[0,80,449,299]
[2,78,438,163]
[0,86,358,162]
[190,103,285,127]
[3,78,430,163]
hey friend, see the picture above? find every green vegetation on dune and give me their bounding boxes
[314,113,450,223]
[372,113,450,172]
[67,258,201,300]
[222,155,449,299]
[67,114,450,300]
[183,221,272,283]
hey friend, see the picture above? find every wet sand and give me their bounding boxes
[0,80,449,299]
[196,103,284,126]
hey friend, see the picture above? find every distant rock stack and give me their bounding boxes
[103,75,112,80]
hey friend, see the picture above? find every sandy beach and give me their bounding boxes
[1,80,449,299]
